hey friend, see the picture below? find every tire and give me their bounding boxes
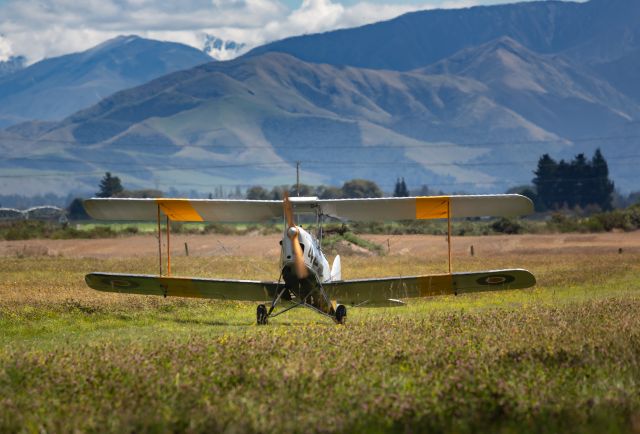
[257,304,268,325]
[335,304,347,325]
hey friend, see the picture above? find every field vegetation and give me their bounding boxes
[2,202,640,243]
[1,246,640,432]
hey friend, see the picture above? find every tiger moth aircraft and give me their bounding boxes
[84,193,536,325]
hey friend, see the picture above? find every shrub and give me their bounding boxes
[626,204,640,228]
[592,210,632,231]
[203,223,237,235]
[547,213,581,233]
[491,218,524,234]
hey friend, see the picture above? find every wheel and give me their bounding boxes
[335,304,347,325]
[256,304,268,325]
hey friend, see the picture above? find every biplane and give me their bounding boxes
[83,194,536,324]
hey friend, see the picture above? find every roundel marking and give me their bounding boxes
[476,274,515,286]
[102,278,139,288]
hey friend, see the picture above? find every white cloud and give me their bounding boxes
[0,34,14,61]
[0,0,529,63]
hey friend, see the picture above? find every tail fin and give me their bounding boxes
[330,255,342,281]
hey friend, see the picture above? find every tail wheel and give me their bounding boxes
[257,304,268,325]
[335,304,347,325]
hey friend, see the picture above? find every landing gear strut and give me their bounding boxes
[335,304,347,325]
[257,304,268,325]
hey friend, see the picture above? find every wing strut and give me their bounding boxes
[166,215,171,276]
[447,199,452,274]
[157,204,162,276]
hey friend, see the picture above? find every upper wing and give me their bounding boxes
[317,195,533,221]
[83,198,282,222]
[324,269,536,307]
[86,273,278,301]
[83,194,532,223]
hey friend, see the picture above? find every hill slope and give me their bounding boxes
[3,43,638,196]
[0,56,25,77]
[3,0,640,196]
[0,36,212,128]
[246,0,640,71]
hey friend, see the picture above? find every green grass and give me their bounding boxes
[1,252,640,433]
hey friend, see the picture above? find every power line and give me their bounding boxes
[1,132,640,153]
[2,154,640,179]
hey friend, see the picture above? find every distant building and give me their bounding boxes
[0,206,65,221]
[0,208,24,221]
[24,206,65,221]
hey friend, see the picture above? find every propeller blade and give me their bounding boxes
[291,230,308,279]
[283,192,294,228]
[283,192,308,279]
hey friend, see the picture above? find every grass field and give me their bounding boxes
[2,237,640,433]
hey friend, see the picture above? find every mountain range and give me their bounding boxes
[0,56,25,77]
[248,0,639,70]
[2,0,640,196]
[0,36,211,128]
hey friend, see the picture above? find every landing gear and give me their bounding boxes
[335,304,347,325]
[257,304,268,325]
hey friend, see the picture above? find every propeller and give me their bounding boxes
[283,192,308,279]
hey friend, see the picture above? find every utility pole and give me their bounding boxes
[296,161,300,196]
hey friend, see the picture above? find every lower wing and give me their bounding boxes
[324,269,536,307]
[86,269,535,306]
[85,273,278,301]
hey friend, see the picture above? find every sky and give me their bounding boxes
[0,0,569,63]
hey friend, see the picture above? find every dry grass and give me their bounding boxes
[1,237,640,433]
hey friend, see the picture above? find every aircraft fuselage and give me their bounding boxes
[280,226,333,311]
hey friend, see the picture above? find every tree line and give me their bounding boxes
[246,179,383,199]
[246,177,419,200]
[67,153,621,220]
[532,149,614,211]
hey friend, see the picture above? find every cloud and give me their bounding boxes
[0,34,13,61]
[0,0,526,63]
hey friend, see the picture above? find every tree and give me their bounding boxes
[532,154,558,211]
[96,172,123,198]
[117,189,163,198]
[288,184,315,197]
[628,191,640,206]
[414,184,435,196]
[269,186,288,200]
[317,185,342,199]
[246,186,269,200]
[393,178,409,197]
[555,159,573,209]
[570,153,589,208]
[67,198,89,220]
[341,179,383,198]
[532,150,615,212]
[589,148,614,211]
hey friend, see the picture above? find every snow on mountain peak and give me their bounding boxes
[203,34,247,60]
